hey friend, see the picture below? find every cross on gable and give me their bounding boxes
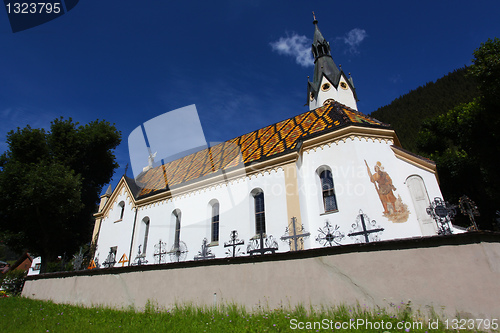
[194,238,216,261]
[281,217,310,251]
[224,230,245,257]
[348,210,384,243]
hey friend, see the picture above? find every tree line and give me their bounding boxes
[371,38,500,230]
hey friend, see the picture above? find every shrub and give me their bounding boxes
[0,269,27,296]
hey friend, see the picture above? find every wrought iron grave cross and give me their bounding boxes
[194,238,216,261]
[247,230,278,255]
[316,220,344,247]
[102,248,116,268]
[224,230,245,257]
[427,197,455,235]
[348,210,384,243]
[459,195,480,231]
[133,245,148,266]
[153,239,168,264]
[281,217,310,251]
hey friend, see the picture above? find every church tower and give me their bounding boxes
[308,15,358,111]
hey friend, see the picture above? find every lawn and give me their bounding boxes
[0,296,496,332]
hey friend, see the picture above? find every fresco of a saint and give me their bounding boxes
[365,160,409,223]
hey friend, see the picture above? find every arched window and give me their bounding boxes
[118,201,125,220]
[406,175,435,236]
[141,217,150,255]
[320,169,338,212]
[253,190,266,235]
[172,210,181,249]
[211,202,220,243]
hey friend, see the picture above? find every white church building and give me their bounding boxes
[91,18,454,268]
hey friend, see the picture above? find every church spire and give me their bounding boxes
[308,13,358,111]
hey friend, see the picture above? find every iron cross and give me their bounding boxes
[281,217,310,251]
[224,230,244,257]
[247,230,278,255]
[194,238,215,261]
[153,239,168,264]
[348,211,384,243]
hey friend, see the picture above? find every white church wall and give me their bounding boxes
[299,137,443,247]
[125,167,290,264]
[95,136,446,267]
[96,187,136,266]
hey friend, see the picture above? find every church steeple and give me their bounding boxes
[308,13,358,111]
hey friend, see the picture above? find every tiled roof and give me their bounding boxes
[135,102,389,198]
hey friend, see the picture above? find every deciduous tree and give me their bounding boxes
[0,118,121,272]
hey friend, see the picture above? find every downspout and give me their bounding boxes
[128,206,138,266]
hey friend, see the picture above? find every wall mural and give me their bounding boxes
[365,160,409,223]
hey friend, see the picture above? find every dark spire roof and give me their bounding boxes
[310,18,341,91]
[308,15,358,103]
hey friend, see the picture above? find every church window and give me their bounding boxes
[211,202,220,243]
[320,169,338,212]
[253,190,266,235]
[173,210,181,249]
[406,175,435,236]
[141,217,150,255]
[118,201,125,220]
[321,82,331,91]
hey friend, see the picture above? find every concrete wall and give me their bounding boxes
[23,233,500,319]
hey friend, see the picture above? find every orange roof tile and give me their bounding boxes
[134,102,389,198]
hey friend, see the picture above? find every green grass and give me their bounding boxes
[0,296,495,332]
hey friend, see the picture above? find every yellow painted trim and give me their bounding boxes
[302,125,400,151]
[390,146,440,184]
[282,162,303,251]
[390,146,436,174]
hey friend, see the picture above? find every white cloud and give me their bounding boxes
[270,33,314,67]
[343,28,368,53]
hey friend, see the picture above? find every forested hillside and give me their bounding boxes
[370,68,480,153]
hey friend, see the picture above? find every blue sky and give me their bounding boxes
[1,0,499,193]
